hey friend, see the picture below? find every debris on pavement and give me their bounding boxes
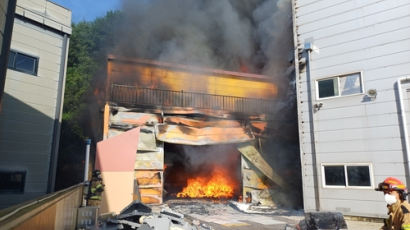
[294,212,348,230]
[102,201,212,230]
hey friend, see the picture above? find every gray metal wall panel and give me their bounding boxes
[7,71,60,86]
[316,139,402,152]
[320,198,386,218]
[298,0,399,24]
[316,151,404,164]
[15,0,72,34]
[0,113,55,132]
[314,114,400,131]
[12,21,64,48]
[0,140,52,154]
[17,0,72,26]
[0,98,56,118]
[295,0,410,217]
[0,130,53,144]
[0,192,44,209]
[310,51,410,78]
[311,43,410,72]
[0,1,69,207]
[298,2,410,38]
[5,79,59,98]
[6,87,57,105]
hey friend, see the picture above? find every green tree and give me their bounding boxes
[56,11,123,190]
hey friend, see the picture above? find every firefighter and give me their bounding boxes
[376,177,410,230]
[87,170,105,206]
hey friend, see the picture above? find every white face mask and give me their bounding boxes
[385,193,397,205]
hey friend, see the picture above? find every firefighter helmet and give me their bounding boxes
[92,170,102,179]
[376,177,407,192]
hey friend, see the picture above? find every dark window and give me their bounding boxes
[317,73,363,99]
[324,166,345,186]
[0,171,26,193]
[347,166,371,186]
[8,50,38,75]
[323,164,372,188]
[318,78,338,98]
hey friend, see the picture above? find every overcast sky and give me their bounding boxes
[51,0,121,23]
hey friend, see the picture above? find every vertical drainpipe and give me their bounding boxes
[48,34,69,193]
[397,77,410,186]
[291,0,320,211]
[304,47,321,211]
[84,139,91,182]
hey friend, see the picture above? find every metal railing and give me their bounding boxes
[110,84,275,114]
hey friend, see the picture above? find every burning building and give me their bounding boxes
[87,0,300,215]
[96,56,291,213]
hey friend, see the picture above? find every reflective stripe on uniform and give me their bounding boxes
[402,224,410,230]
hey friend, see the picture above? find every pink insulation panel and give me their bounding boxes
[95,127,140,172]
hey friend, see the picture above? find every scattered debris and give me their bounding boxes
[165,199,301,229]
[295,212,348,230]
[103,201,212,230]
[229,201,277,214]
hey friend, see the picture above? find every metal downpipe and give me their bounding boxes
[304,48,321,211]
[397,77,410,185]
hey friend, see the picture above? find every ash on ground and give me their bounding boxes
[156,199,304,230]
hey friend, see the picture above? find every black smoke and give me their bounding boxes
[109,0,301,208]
[114,0,294,94]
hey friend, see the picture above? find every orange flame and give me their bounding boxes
[177,167,235,199]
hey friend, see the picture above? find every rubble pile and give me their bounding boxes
[102,201,212,230]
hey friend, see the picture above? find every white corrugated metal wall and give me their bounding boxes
[294,0,410,217]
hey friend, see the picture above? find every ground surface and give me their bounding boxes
[154,199,383,230]
[164,199,300,230]
[98,199,383,229]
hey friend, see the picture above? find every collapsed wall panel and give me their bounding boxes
[238,142,286,206]
[242,156,274,206]
[155,124,254,145]
[134,141,164,204]
[95,127,140,214]
[134,170,163,204]
[103,104,284,206]
[237,142,284,188]
[104,107,164,204]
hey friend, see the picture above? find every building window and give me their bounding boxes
[322,164,372,188]
[317,72,363,99]
[0,171,26,193]
[8,50,39,76]
[324,166,345,186]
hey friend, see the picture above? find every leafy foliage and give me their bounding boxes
[63,11,122,130]
[56,11,123,190]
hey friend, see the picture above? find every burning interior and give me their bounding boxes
[164,144,242,200]
[95,56,292,213]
